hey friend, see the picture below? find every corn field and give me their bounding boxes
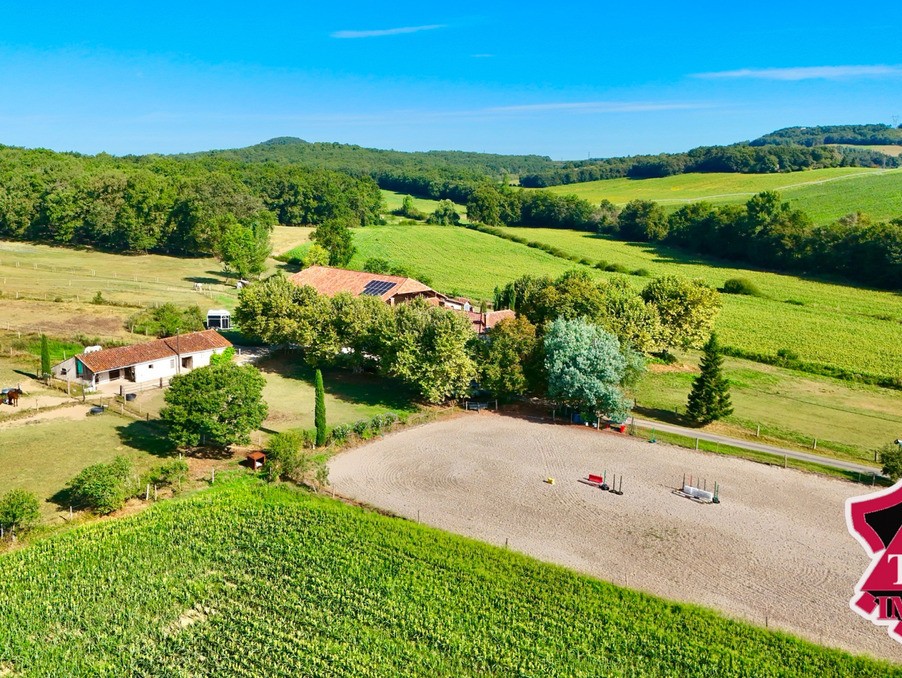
[0,476,896,677]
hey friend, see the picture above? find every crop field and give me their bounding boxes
[543,167,902,224]
[0,475,896,676]
[494,227,902,380]
[637,358,902,461]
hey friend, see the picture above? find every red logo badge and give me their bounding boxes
[847,480,902,643]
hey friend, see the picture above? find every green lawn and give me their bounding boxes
[494,227,902,380]
[543,167,902,224]
[257,351,418,433]
[0,476,894,676]
[635,355,902,463]
[0,413,172,518]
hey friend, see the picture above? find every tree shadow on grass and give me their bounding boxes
[258,349,418,414]
[117,419,177,457]
[630,405,687,427]
[184,275,222,285]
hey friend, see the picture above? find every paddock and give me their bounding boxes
[328,413,902,663]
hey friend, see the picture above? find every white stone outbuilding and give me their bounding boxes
[51,329,232,389]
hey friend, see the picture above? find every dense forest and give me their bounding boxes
[0,146,383,254]
[751,124,902,147]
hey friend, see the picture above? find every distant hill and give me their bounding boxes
[752,124,902,147]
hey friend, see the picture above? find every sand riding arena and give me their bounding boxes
[329,413,902,662]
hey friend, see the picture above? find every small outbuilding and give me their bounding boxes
[206,309,232,330]
[246,451,266,470]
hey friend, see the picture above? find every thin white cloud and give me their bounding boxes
[693,65,902,81]
[484,101,711,114]
[331,24,446,39]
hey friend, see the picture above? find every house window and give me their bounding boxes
[148,363,154,369]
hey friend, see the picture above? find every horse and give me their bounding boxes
[5,389,20,407]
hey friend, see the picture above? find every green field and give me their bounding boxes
[544,167,902,224]
[0,412,171,518]
[346,223,584,300]
[636,357,902,462]
[257,351,418,433]
[494,227,901,380]
[380,190,465,223]
[0,475,894,676]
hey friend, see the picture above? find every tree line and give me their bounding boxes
[518,143,898,188]
[235,270,721,414]
[751,124,902,147]
[0,146,383,256]
[610,192,902,290]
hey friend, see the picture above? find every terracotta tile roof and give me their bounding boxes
[77,330,232,373]
[288,266,434,301]
[467,309,517,333]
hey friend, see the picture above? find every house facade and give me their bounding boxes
[52,329,232,388]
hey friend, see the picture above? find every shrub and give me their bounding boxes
[880,443,902,481]
[722,278,762,296]
[776,348,799,363]
[631,268,651,277]
[263,431,311,482]
[330,423,354,443]
[143,459,190,493]
[67,456,135,515]
[605,263,630,274]
[0,489,40,534]
[594,260,609,270]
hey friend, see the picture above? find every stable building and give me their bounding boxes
[51,329,232,389]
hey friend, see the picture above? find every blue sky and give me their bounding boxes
[1,1,900,158]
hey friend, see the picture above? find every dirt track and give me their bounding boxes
[329,413,902,663]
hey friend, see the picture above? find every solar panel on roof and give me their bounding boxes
[361,280,397,296]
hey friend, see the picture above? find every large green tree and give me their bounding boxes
[161,362,268,448]
[640,276,720,349]
[617,200,668,241]
[311,218,356,266]
[214,213,274,278]
[426,200,461,225]
[383,299,476,403]
[543,318,636,421]
[685,333,733,425]
[480,316,541,400]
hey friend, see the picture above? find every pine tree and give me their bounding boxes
[40,334,50,378]
[314,369,327,447]
[685,333,733,425]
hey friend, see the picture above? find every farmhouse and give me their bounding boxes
[288,265,515,333]
[51,329,232,389]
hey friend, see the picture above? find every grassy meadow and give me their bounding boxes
[0,475,894,676]
[543,167,902,224]
[256,351,418,434]
[637,356,902,463]
[0,413,171,518]
[380,189,465,223]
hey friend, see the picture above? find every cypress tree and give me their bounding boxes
[685,333,733,425]
[314,369,327,447]
[40,334,50,378]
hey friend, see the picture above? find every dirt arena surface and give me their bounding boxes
[329,413,902,662]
